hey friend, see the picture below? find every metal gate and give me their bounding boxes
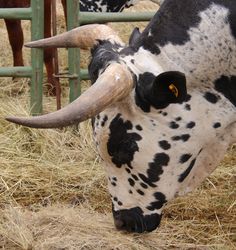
[0,0,44,115]
[0,0,155,114]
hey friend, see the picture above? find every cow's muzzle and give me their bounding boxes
[113,207,162,233]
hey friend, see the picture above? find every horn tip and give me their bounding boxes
[6,116,22,125]
[5,116,43,128]
[25,41,37,48]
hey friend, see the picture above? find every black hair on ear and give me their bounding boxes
[129,27,141,46]
[137,71,187,109]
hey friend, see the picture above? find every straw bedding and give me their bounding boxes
[0,1,235,249]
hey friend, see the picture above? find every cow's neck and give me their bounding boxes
[130,2,236,87]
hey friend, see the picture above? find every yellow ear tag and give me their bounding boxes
[169,83,179,97]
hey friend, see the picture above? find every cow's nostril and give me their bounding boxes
[113,208,144,233]
[114,218,125,230]
[114,217,137,232]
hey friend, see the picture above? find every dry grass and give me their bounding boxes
[0,1,235,249]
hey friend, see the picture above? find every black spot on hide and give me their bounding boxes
[186,121,196,129]
[178,158,196,182]
[128,178,135,187]
[159,140,171,150]
[147,192,167,211]
[179,154,192,163]
[204,92,219,104]
[136,189,145,196]
[214,75,236,107]
[139,153,170,187]
[169,121,179,129]
[140,182,148,189]
[172,134,190,142]
[213,122,221,128]
[175,117,182,121]
[185,104,191,111]
[101,115,108,127]
[136,125,143,131]
[107,114,142,168]
[131,174,139,181]
[138,174,157,188]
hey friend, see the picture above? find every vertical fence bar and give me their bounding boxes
[52,0,61,110]
[66,0,80,103]
[30,0,44,115]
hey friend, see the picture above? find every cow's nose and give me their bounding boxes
[113,207,162,233]
[114,217,125,229]
[114,214,138,232]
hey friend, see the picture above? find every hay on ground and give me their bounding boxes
[0,1,235,249]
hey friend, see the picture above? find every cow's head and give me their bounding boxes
[6,24,189,233]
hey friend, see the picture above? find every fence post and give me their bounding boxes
[30,0,44,115]
[66,0,80,103]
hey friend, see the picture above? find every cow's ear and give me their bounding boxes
[129,27,141,46]
[149,71,187,108]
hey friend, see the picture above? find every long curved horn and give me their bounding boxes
[25,24,124,50]
[6,63,133,128]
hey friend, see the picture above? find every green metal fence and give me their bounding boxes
[0,0,155,113]
[0,0,44,115]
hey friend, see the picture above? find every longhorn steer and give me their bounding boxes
[6,0,236,233]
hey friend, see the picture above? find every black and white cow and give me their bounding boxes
[80,0,163,12]
[6,0,236,233]
[80,0,138,12]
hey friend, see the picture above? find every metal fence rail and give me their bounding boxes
[80,11,155,25]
